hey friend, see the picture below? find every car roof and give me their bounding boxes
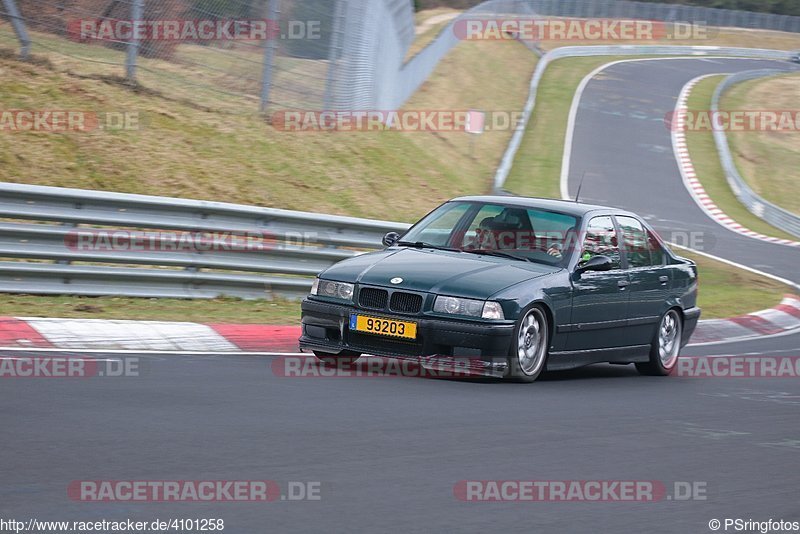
[450,195,635,218]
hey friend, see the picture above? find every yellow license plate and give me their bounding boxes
[349,314,417,339]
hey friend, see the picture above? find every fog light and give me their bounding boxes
[310,277,320,296]
[482,301,504,320]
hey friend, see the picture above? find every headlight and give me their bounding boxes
[434,296,491,318]
[314,279,354,301]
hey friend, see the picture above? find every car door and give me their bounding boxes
[566,215,631,351]
[616,215,670,346]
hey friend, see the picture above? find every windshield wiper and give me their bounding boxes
[396,241,461,252]
[463,249,535,263]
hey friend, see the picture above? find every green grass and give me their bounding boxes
[684,76,798,241]
[0,39,537,223]
[723,73,800,216]
[677,249,790,319]
[0,295,301,323]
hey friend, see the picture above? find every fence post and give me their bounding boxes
[260,0,280,112]
[126,0,144,83]
[1,0,30,59]
[323,0,346,111]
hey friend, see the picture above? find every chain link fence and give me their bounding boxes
[2,0,800,114]
[0,0,415,113]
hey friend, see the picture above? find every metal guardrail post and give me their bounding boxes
[323,0,346,111]
[1,0,30,59]
[125,0,144,83]
[259,0,280,113]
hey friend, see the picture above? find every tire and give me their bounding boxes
[313,350,362,367]
[505,305,549,383]
[636,308,683,376]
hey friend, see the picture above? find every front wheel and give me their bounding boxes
[505,305,549,383]
[313,350,362,367]
[636,309,683,376]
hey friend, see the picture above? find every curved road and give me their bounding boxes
[565,57,799,284]
[2,58,800,534]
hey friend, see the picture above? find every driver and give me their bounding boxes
[546,242,564,259]
[579,230,615,265]
[471,217,499,250]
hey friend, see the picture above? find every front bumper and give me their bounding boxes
[299,298,515,378]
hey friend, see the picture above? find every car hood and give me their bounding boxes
[321,248,560,299]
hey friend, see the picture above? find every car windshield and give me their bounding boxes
[400,201,581,266]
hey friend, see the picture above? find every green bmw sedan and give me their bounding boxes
[299,196,700,383]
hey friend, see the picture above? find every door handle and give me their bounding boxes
[618,280,630,290]
[659,275,669,286]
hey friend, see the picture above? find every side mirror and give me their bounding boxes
[382,232,401,247]
[576,255,613,274]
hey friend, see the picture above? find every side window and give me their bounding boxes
[581,216,621,269]
[617,216,667,267]
[648,230,666,266]
[616,216,651,268]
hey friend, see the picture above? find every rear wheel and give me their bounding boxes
[313,350,362,367]
[506,305,549,383]
[636,309,682,376]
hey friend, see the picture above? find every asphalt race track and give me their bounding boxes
[2,339,799,533]
[2,58,799,533]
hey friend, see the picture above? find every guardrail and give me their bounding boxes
[493,45,796,191]
[0,183,411,300]
[711,69,800,239]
